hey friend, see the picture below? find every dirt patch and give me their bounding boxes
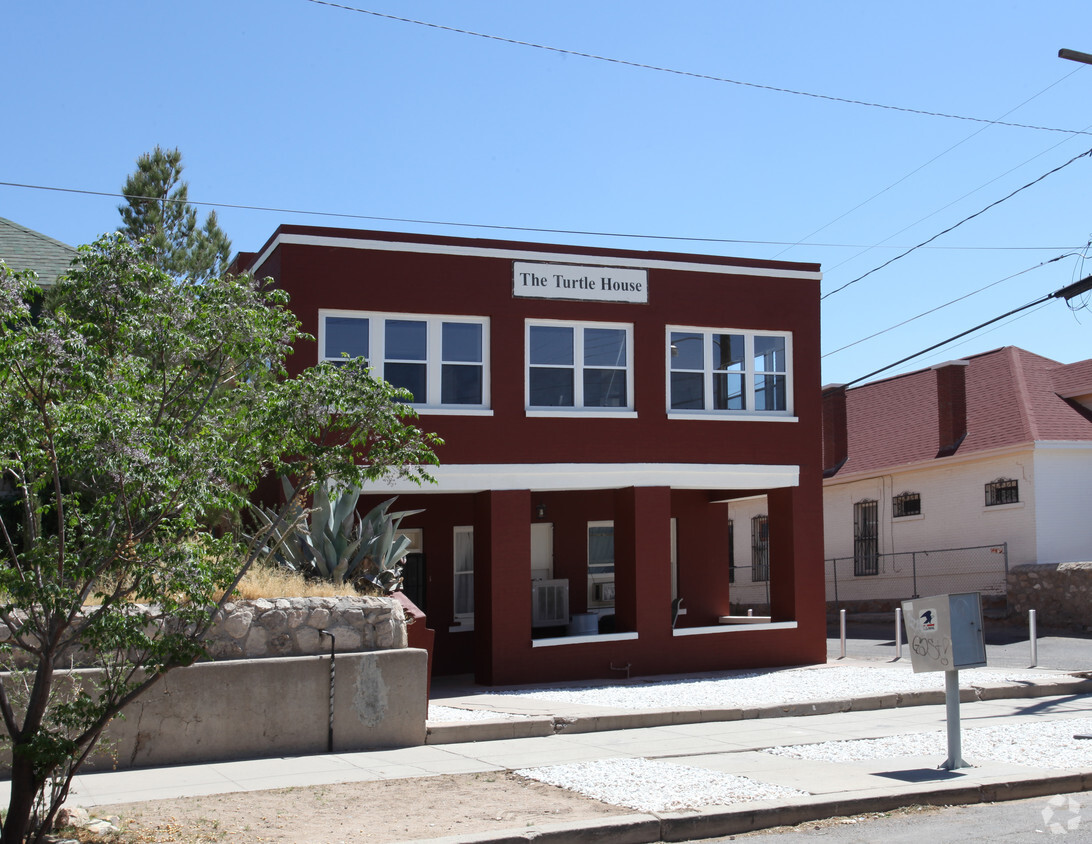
[68,771,634,843]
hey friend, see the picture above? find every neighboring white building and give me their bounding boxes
[727,347,1092,609]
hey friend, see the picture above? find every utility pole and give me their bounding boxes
[1059,48,1092,66]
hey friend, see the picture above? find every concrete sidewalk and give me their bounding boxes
[35,663,1091,843]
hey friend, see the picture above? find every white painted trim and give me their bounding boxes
[417,409,495,417]
[251,233,823,282]
[526,410,638,419]
[359,462,800,493]
[672,621,798,636]
[532,632,639,647]
[667,413,798,423]
[983,501,1025,512]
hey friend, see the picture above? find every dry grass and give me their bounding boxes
[230,565,358,600]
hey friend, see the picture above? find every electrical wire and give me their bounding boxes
[844,275,1091,386]
[822,253,1075,359]
[773,67,1086,259]
[0,180,1082,253]
[821,121,1092,276]
[821,146,1092,300]
[304,0,1092,138]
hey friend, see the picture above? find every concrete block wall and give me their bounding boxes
[2,649,428,774]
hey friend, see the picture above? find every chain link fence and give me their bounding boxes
[826,542,1009,609]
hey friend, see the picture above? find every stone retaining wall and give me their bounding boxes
[1007,562,1092,631]
[206,596,408,660]
[0,596,408,668]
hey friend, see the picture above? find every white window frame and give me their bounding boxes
[666,326,794,420]
[318,309,491,415]
[587,520,615,608]
[526,319,636,417]
[453,525,474,624]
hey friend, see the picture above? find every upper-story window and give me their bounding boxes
[319,310,489,412]
[526,320,634,414]
[667,328,792,417]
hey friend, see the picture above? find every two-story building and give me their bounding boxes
[237,225,825,685]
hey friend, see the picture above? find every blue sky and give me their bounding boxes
[3,1,1090,386]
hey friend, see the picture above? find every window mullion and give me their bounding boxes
[573,327,584,407]
[703,331,714,411]
[427,320,442,406]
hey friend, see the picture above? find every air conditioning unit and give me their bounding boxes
[595,581,616,602]
[531,579,569,627]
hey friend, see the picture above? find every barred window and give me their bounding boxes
[853,500,878,576]
[985,479,1019,506]
[751,515,769,582]
[727,519,735,584]
[892,492,921,518]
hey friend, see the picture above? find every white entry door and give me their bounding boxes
[531,522,554,581]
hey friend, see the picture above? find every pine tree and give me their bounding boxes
[118,145,232,280]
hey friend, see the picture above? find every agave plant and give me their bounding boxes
[248,478,422,593]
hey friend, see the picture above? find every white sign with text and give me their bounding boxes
[513,261,648,304]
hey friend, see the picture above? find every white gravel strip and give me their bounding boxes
[485,664,1065,712]
[427,704,527,722]
[515,758,808,812]
[768,718,1092,769]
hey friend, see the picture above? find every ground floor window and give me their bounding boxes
[751,515,769,582]
[853,500,878,575]
[587,521,615,606]
[453,526,474,619]
[985,478,1019,506]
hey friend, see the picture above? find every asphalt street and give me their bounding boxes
[693,790,1091,842]
[828,619,1092,671]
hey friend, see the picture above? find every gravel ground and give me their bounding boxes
[429,664,1069,718]
[516,758,808,813]
[769,717,1092,768]
[427,664,1090,811]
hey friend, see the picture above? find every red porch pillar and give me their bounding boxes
[768,483,826,660]
[473,489,532,685]
[613,486,672,640]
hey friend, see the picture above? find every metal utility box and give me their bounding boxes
[901,592,987,674]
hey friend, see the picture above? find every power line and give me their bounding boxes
[773,68,1087,260]
[304,0,1092,138]
[0,180,1081,252]
[821,146,1092,300]
[820,120,1092,276]
[822,253,1075,359]
[845,275,1092,386]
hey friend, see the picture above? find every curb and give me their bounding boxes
[395,770,1092,844]
[426,675,1092,746]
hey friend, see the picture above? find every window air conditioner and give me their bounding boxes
[531,579,569,627]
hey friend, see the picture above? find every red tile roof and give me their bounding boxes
[829,347,1092,478]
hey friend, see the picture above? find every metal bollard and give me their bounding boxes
[1029,609,1038,668]
[839,609,847,659]
[895,607,903,660]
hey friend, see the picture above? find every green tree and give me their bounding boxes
[0,237,440,843]
[117,145,232,280]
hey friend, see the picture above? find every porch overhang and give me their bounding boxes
[360,462,799,494]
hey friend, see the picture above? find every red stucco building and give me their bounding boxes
[239,225,826,685]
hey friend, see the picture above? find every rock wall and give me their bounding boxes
[0,596,409,668]
[1007,562,1092,631]
[206,596,408,660]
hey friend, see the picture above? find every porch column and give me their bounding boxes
[473,489,531,685]
[613,486,672,638]
[767,487,797,621]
